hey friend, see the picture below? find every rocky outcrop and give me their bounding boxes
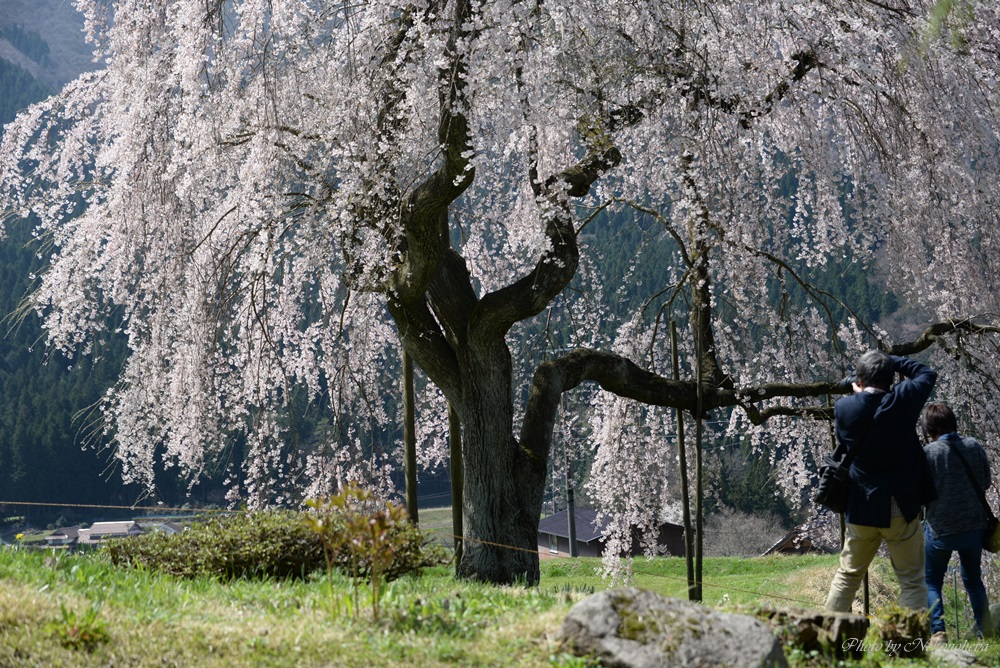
[751,606,870,659]
[929,648,982,667]
[559,588,788,667]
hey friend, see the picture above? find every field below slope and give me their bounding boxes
[0,546,997,667]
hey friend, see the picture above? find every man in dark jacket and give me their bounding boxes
[824,352,937,613]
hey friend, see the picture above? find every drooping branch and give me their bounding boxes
[642,39,819,128]
[737,51,820,129]
[735,241,881,356]
[676,50,821,126]
[745,405,834,423]
[521,316,1000,461]
[884,318,1000,356]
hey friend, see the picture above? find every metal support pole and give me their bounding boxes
[671,322,696,601]
[402,350,418,525]
[567,480,578,557]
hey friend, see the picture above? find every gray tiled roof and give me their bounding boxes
[537,508,608,543]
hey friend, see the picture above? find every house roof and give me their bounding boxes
[761,524,837,556]
[87,521,141,534]
[48,526,80,540]
[537,508,609,544]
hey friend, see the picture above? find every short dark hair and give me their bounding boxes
[921,402,958,441]
[855,351,894,390]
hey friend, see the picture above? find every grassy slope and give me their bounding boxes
[0,548,572,668]
[541,553,840,609]
[0,547,997,667]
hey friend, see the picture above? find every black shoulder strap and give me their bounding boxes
[942,437,992,515]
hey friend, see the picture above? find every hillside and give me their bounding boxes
[1,547,997,666]
[0,0,96,91]
[0,3,141,520]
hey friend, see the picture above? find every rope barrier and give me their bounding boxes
[0,500,231,514]
[2,499,829,610]
[628,566,825,609]
[439,531,827,609]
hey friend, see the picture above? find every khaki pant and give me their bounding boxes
[825,516,926,612]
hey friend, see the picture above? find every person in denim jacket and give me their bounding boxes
[922,402,993,644]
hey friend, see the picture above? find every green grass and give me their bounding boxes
[0,547,571,667]
[415,506,458,550]
[1,545,998,667]
[540,553,841,609]
[7,528,54,546]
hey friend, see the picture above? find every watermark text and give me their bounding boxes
[842,637,988,654]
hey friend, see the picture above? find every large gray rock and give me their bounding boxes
[559,588,787,667]
[989,602,1000,636]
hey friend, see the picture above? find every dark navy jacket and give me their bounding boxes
[833,356,937,527]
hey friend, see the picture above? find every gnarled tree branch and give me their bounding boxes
[885,318,1000,355]
[522,316,1000,462]
[391,0,476,305]
[470,135,627,343]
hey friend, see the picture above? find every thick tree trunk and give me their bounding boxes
[455,341,545,585]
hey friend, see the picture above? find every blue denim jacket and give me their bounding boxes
[924,433,991,537]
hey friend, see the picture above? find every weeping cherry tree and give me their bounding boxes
[1,0,999,584]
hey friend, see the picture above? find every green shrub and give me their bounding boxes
[103,511,326,580]
[105,502,447,587]
[305,484,450,619]
[305,486,449,584]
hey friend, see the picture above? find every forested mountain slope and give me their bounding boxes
[0,0,95,89]
[0,2,137,520]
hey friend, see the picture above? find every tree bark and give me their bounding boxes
[449,402,463,574]
[455,340,545,584]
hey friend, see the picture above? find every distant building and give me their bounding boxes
[761,524,837,556]
[138,520,186,535]
[44,526,80,548]
[78,521,143,545]
[537,507,685,558]
[158,521,185,534]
